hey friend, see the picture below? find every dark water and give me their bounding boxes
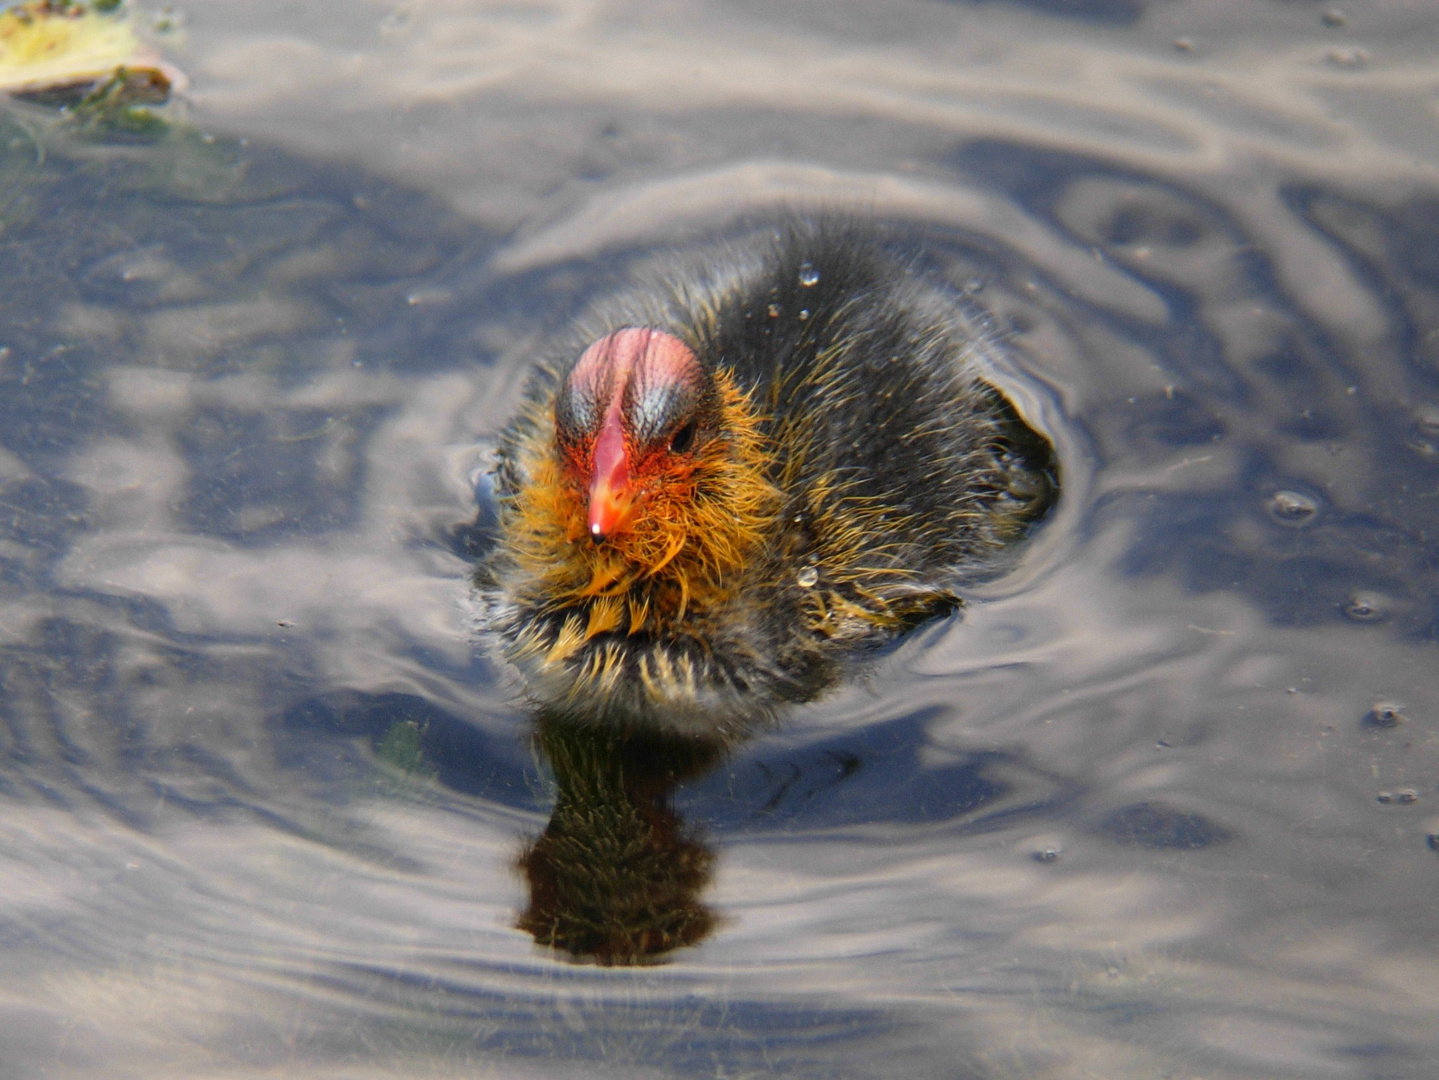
[2,2,1439,1076]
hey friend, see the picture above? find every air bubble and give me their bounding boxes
[1269,489,1319,524]
[1032,847,1061,863]
[798,309,811,321]
[1344,592,1385,622]
[1362,702,1405,729]
[796,567,819,588]
[797,262,819,287]
[767,303,781,318]
[1377,790,1417,805]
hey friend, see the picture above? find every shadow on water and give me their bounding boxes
[279,690,539,803]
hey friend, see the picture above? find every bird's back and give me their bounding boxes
[689,224,1054,592]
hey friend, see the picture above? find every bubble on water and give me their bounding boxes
[1269,489,1319,524]
[1362,702,1405,729]
[1344,592,1386,622]
[1377,790,1417,805]
[797,262,819,287]
[1032,847,1061,863]
[797,309,811,321]
[767,303,781,318]
[1416,403,1439,430]
[796,567,818,588]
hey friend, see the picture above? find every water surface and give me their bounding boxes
[1,1,1438,1077]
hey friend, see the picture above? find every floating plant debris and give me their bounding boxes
[0,0,181,124]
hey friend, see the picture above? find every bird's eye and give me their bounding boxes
[669,421,697,454]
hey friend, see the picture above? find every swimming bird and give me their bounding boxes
[479,222,1055,736]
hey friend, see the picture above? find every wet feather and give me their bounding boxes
[480,222,1056,734]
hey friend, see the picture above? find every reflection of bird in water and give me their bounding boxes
[481,222,1055,736]
[518,716,723,965]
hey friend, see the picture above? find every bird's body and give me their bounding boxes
[480,223,1054,735]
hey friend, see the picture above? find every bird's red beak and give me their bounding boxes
[588,402,631,540]
[569,325,701,541]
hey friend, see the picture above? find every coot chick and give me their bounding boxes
[481,222,1054,735]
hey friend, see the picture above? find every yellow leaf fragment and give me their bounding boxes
[0,2,170,98]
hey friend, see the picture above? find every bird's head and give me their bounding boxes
[505,327,776,633]
[555,328,716,545]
